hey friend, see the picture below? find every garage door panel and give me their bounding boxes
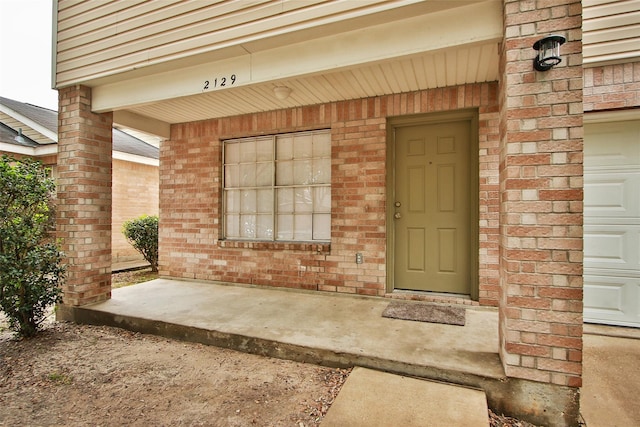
[584,172,640,218]
[584,274,640,327]
[584,225,640,271]
[584,119,640,328]
[583,121,640,167]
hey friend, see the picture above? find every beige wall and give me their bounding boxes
[112,158,159,263]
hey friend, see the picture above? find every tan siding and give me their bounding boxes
[584,0,640,65]
[112,159,159,263]
[55,0,444,87]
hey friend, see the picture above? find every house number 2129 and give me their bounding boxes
[203,74,237,90]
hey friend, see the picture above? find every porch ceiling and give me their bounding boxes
[122,42,499,127]
[86,0,502,139]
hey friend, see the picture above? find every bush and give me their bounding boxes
[122,215,159,272]
[0,155,65,337]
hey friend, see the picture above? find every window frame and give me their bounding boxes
[222,129,331,243]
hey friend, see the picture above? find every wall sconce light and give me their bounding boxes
[533,35,566,71]
[273,86,292,100]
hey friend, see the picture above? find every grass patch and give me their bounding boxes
[112,268,159,289]
[48,371,73,385]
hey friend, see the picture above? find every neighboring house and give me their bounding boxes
[0,96,159,264]
[50,1,639,426]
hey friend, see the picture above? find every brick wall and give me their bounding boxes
[500,0,583,387]
[57,85,113,306]
[112,159,159,263]
[160,83,501,304]
[584,61,640,111]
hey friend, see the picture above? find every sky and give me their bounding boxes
[0,0,59,110]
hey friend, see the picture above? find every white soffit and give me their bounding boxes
[92,1,501,129]
[0,108,57,144]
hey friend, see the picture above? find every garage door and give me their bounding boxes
[583,118,640,328]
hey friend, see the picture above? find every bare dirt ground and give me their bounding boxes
[0,268,536,426]
[0,269,349,426]
[0,320,350,427]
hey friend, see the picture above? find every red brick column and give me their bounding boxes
[57,85,113,307]
[499,0,583,421]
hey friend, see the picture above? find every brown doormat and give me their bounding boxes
[382,301,466,326]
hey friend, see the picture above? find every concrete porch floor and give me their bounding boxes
[66,278,582,425]
[72,278,504,383]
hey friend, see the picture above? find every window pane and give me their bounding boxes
[256,137,273,161]
[313,158,331,184]
[225,190,240,213]
[257,189,272,213]
[277,188,294,213]
[293,159,313,185]
[225,142,240,163]
[277,136,293,160]
[277,214,293,240]
[276,160,293,186]
[294,214,313,240]
[313,186,331,212]
[256,162,273,186]
[240,163,256,187]
[293,134,313,159]
[241,190,256,213]
[226,214,240,238]
[295,187,313,213]
[313,132,331,157]
[241,214,256,238]
[313,213,331,240]
[257,214,273,239]
[225,164,239,187]
[240,139,256,162]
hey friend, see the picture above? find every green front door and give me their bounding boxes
[393,120,472,294]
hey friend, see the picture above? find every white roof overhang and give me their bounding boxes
[87,1,502,138]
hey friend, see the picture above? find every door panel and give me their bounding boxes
[394,121,471,294]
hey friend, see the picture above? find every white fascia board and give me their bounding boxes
[51,0,58,91]
[113,110,170,139]
[0,143,58,157]
[113,150,159,167]
[0,104,58,142]
[91,1,502,112]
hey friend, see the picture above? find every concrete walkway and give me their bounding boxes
[581,326,640,427]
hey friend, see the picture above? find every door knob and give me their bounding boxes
[394,212,402,219]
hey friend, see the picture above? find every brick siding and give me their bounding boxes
[500,0,583,387]
[160,83,501,304]
[584,61,640,111]
[57,85,113,306]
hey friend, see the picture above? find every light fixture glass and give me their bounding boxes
[273,86,292,100]
[533,35,566,71]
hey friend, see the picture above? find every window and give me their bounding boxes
[223,130,331,242]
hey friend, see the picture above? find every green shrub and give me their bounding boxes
[0,155,65,337]
[122,215,159,272]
